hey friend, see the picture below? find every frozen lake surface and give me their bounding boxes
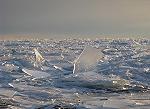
[0,39,150,109]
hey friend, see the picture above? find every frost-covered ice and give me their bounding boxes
[0,39,150,109]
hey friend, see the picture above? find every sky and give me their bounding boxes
[1,0,150,37]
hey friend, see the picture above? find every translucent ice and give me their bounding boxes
[73,46,104,73]
[22,68,51,79]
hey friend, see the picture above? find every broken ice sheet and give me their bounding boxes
[0,39,150,109]
[0,63,19,72]
[22,68,51,79]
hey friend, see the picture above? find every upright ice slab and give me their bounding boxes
[33,48,44,63]
[73,46,104,73]
[33,48,45,67]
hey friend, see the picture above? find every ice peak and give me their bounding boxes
[73,46,104,73]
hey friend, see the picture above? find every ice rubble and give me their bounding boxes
[0,39,149,109]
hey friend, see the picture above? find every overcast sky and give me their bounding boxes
[1,0,150,36]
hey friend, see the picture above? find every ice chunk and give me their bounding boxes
[22,68,51,79]
[0,64,19,72]
[103,98,135,108]
[73,46,104,73]
[53,65,63,71]
[33,48,45,68]
[62,71,130,90]
[33,48,44,63]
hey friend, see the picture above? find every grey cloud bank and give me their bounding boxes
[1,0,150,37]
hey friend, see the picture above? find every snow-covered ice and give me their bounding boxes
[0,39,149,109]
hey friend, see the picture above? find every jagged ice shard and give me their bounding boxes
[33,48,45,68]
[73,46,104,73]
[33,48,45,63]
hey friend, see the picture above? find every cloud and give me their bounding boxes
[1,0,150,35]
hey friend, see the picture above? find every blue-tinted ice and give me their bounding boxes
[0,39,149,109]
